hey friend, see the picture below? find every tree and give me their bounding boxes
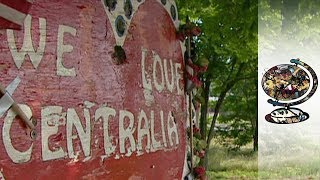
[176,0,258,168]
[259,0,320,52]
[214,73,258,151]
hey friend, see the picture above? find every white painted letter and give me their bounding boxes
[95,106,116,156]
[175,63,184,95]
[167,111,179,146]
[164,59,175,92]
[119,110,136,156]
[2,104,33,163]
[57,25,76,76]
[150,110,161,151]
[7,15,46,69]
[141,48,152,90]
[137,110,150,152]
[160,110,167,147]
[152,52,165,92]
[67,108,91,158]
[42,106,65,161]
[141,48,154,106]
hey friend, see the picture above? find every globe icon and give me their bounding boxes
[261,58,318,124]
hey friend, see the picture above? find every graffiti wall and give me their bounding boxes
[0,0,186,179]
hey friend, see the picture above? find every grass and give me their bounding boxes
[259,137,320,179]
[259,148,320,179]
[205,139,320,179]
[206,143,258,180]
[259,158,320,179]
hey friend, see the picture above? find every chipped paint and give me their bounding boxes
[0,169,5,180]
[82,156,92,162]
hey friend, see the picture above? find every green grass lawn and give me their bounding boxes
[259,150,320,179]
[259,138,320,180]
[205,141,320,179]
[206,144,258,180]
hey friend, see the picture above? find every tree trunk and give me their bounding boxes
[199,78,211,167]
[206,83,233,146]
[203,62,244,169]
[253,79,258,151]
[253,119,258,151]
[200,79,211,140]
[202,82,234,169]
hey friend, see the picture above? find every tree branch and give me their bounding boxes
[206,62,245,146]
[225,58,237,82]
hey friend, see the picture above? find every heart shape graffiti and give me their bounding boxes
[101,0,179,46]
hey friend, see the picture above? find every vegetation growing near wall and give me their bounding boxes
[176,0,258,172]
[206,142,258,179]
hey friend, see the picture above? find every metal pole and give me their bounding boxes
[186,16,194,173]
[0,83,35,130]
[189,91,194,173]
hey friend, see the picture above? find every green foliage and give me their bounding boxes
[176,0,258,153]
[176,1,258,171]
[177,0,258,77]
[259,0,320,50]
[214,75,257,150]
[193,138,207,151]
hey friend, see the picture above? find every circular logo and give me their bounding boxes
[262,64,310,101]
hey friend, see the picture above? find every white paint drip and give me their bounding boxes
[82,156,92,162]
[114,154,120,160]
